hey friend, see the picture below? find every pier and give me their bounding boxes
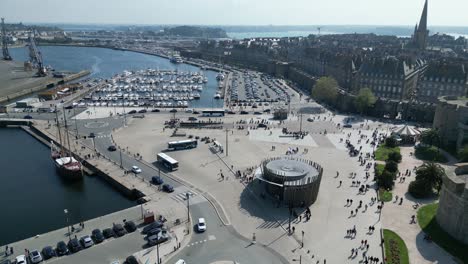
[0,59,90,104]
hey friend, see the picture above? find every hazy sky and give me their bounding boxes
[1,0,467,26]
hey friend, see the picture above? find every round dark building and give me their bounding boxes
[257,156,323,207]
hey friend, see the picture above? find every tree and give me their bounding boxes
[458,145,468,162]
[385,137,397,148]
[408,179,432,198]
[387,152,402,163]
[354,88,376,114]
[377,170,395,190]
[408,162,446,199]
[311,77,338,104]
[385,161,399,173]
[420,129,440,146]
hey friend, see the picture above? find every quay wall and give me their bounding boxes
[23,122,137,199]
[0,70,90,104]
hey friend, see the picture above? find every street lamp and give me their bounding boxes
[292,255,302,264]
[301,231,304,248]
[186,192,190,223]
[64,209,71,241]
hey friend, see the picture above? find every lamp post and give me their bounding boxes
[301,231,304,248]
[156,242,160,264]
[186,192,190,223]
[292,255,301,264]
[119,149,123,168]
[64,209,71,241]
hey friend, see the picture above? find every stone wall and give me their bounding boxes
[436,164,468,245]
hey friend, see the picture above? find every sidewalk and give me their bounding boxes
[381,146,457,264]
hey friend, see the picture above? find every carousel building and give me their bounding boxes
[256,156,323,207]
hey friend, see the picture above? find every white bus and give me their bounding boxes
[167,139,197,150]
[157,152,179,171]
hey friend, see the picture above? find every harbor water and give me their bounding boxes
[9,46,224,108]
[0,128,136,245]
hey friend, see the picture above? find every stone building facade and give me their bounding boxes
[436,163,468,245]
[417,62,467,103]
[352,57,424,100]
[433,96,468,150]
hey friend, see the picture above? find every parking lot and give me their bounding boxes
[229,70,291,103]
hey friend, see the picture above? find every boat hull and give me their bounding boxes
[55,163,83,180]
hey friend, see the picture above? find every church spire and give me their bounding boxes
[418,0,428,33]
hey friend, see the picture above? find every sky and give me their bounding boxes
[1,0,467,26]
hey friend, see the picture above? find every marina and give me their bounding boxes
[75,69,222,109]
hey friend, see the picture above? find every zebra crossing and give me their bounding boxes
[170,186,207,205]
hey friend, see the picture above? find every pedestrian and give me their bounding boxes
[10,247,13,255]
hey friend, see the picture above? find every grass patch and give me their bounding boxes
[383,229,410,264]
[375,144,400,161]
[379,188,393,202]
[415,145,448,163]
[418,204,468,263]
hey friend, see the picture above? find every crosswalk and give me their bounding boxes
[170,186,207,205]
[186,235,216,247]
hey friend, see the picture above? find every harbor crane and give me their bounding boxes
[28,30,47,76]
[1,18,12,60]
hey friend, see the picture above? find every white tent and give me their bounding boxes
[393,125,421,137]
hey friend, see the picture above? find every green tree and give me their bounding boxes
[387,152,402,163]
[377,170,395,190]
[385,137,397,148]
[354,88,376,114]
[458,145,468,162]
[420,129,440,146]
[385,161,399,173]
[415,162,445,195]
[408,179,432,198]
[311,77,338,104]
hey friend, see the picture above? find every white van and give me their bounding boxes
[175,260,186,264]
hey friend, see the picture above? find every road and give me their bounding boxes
[73,115,287,264]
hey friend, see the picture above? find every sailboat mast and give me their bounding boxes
[55,107,63,155]
[62,108,72,158]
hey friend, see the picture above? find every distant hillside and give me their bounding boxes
[5,22,63,32]
[161,26,228,38]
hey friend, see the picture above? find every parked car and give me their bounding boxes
[142,221,164,234]
[185,109,193,113]
[89,132,95,138]
[108,145,117,151]
[103,228,115,238]
[64,105,74,110]
[29,250,43,264]
[15,255,27,264]
[197,218,207,232]
[343,123,352,128]
[240,111,248,115]
[147,233,169,246]
[188,117,197,121]
[169,109,177,113]
[257,123,267,128]
[124,220,137,233]
[128,110,137,114]
[151,176,163,185]
[162,184,174,193]
[23,115,33,119]
[67,238,82,253]
[138,109,147,113]
[125,255,141,264]
[113,223,127,237]
[192,111,200,114]
[151,109,160,112]
[254,111,262,115]
[91,229,105,243]
[145,227,164,237]
[80,235,94,248]
[131,166,142,174]
[41,246,56,260]
[56,241,69,256]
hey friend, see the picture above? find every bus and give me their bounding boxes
[157,153,179,171]
[167,139,198,150]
